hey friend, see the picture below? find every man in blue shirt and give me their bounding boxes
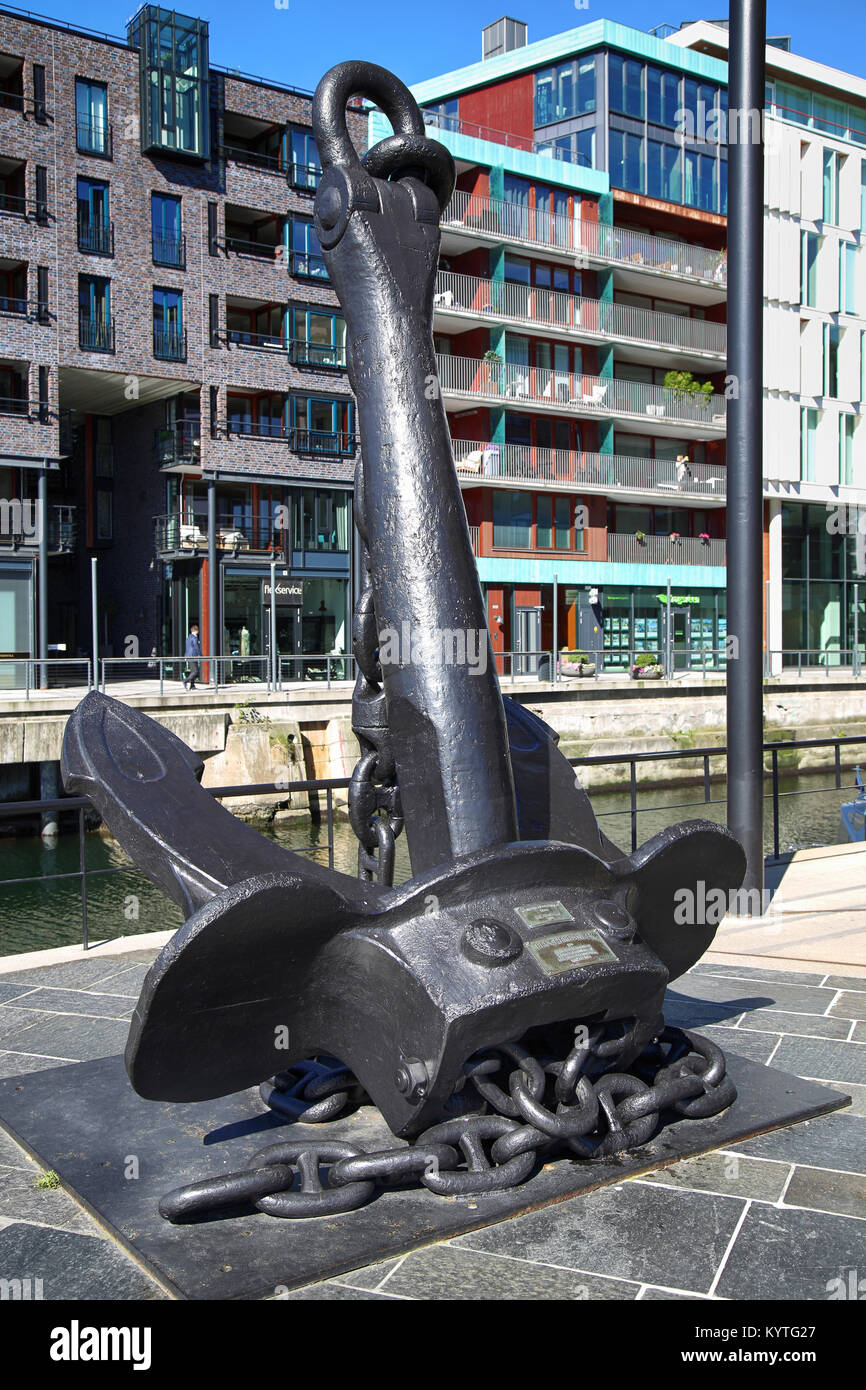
[184,622,202,690]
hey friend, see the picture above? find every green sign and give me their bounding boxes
[657,594,701,605]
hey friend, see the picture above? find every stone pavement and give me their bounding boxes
[0,949,862,1301]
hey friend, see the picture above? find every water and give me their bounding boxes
[0,769,856,957]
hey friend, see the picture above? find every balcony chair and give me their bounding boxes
[579,383,608,408]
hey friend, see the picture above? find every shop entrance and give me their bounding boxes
[514,605,543,675]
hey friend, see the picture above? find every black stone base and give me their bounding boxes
[0,1054,848,1301]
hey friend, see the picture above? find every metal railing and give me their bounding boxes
[153,326,187,362]
[0,394,30,417]
[436,353,728,426]
[222,143,283,172]
[3,730,863,951]
[289,339,347,369]
[227,327,286,350]
[291,427,356,455]
[78,315,115,353]
[0,294,28,316]
[94,651,358,694]
[441,190,728,285]
[607,533,726,566]
[288,162,321,191]
[224,232,282,258]
[152,232,186,268]
[226,417,288,439]
[47,504,77,552]
[451,439,727,497]
[77,217,113,256]
[434,271,727,356]
[153,422,200,466]
[0,657,92,698]
[766,648,865,677]
[154,511,285,555]
[290,250,329,280]
[75,117,112,157]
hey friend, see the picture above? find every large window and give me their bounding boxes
[609,130,644,194]
[288,220,327,279]
[609,55,644,119]
[292,308,346,368]
[129,7,209,158]
[75,78,109,155]
[647,66,680,127]
[824,323,840,398]
[647,141,682,202]
[291,397,354,453]
[800,407,818,480]
[841,243,857,315]
[288,129,321,190]
[534,55,596,125]
[77,177,111,255]
[823,149,841,225]
[153,287,184,361]
[801,231,819,307]
[493,490,532,548]
[293,488,350,552]
[841,414,855,485]
[78,274,112,351]
[152,193,183,267]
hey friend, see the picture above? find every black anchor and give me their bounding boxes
[61,61,745,1140]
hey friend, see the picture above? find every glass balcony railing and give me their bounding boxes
[450,439,727,498]
[441,190,727,286]
[434,271,726,356]
[436,354,728,428]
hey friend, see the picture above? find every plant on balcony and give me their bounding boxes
[670,531,681,543]
[663,369,715,407]
[635,529,646,543]
[699,531,710,544]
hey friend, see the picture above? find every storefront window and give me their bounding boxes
[293,489,350,552]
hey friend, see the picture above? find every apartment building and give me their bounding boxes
[392,20,731,672]
[0,4,364,682]
[667,20,866,669]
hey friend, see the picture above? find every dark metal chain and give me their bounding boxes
[159,1020,737,1222]
[347,520,404,885]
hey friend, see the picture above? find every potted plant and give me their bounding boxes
[635,529,646,544]
[559,648,596,677]
[630,651,664,680]
[670,531,681,543]
[663,369,715,410]
[699,531,710,545]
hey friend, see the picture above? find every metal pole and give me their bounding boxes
[91,556,98,690]
[665,577,672,677]
[38,470,47,689]
[207,478,217,691]
[270,559,277,693]
[726,0,766,908]
[552,572,558,682]
[854,583,860,676]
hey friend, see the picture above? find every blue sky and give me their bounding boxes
[16,1,866,93]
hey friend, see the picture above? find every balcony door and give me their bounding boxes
[514,605,542,674]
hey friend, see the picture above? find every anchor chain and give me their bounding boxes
[347,469,404,885]
[159,1022,737,1222]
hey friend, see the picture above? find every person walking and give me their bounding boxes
[184,622,202,690]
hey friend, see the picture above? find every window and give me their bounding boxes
[534,55,596,126]
[800,407,818,480]
[610,130,644,194]
[841,414,855,485]
[422,97,458,133]
[684,151,717,211]
[823,149,840,224]
[647,67,680,128]
[493,490,532,548]
[292,309,346,368]
[75,78,109,155]
[288,130,321,190]
[293,489,350,551]
[289,220,327,279]
[153,287,184,360]
[0,54,24,112]
[824,323,840,398]
[78,275,112,351]
[152,193,184,267]
[647,141,682,203]
[77,178,111,255]
[291,397,354,453]
[841,243,857,315]
[801,231,819,306]
[861,160,866,232]
[609,55,644,119]
[128,7,209,158]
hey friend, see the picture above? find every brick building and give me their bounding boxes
[0,4,365,684]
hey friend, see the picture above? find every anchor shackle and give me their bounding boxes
[312,60,455,245]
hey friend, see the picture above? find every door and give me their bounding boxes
[514,605,542,674]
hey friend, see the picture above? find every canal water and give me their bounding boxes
[0,770,858,958]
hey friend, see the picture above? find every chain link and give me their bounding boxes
[159,1020,737,1223]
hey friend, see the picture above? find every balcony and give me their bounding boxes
[433,271,726,359]
[154,510,284,555]
[79,315,115,353]
[451,439,727,500]
[291,428,356,456]
[224,205,284,260]
[76,118,112,159]
[227,417,287,440]
[152,233,186,269]
[154,422,201,468]
[290,250,328,281]
[436,354,728,431]
[47,505,78,553]
[0,394,29,418]
[77,217,114,256]
[227,327,286,350]
[289,338,346,369]
[441,191,727,289]
[153,326,187,362]
[607,532,726,567]
[222,143,283,173]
